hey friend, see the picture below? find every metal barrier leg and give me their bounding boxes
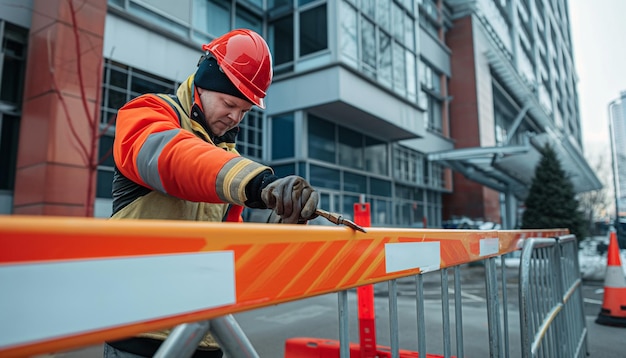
[485,257,503,358]
[453,266,464,358]
[388,279,400,358]
[568,237,589,357]
[338,290,350,358]
[440,269,451,358]
[154,321,211,358]
[415,274,426,358]
[210,314,260,358]
[500,256,510,358]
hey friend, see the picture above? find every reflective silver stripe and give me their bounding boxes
[137,129,180,193]
[216,157,269,205]
[0,252,235,349]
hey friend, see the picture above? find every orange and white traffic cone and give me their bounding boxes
[595,231,626,327]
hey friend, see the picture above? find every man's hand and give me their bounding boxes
[261,175,319,224]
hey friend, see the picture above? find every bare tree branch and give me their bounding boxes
[68,0,95,131]
[47,29,90,164]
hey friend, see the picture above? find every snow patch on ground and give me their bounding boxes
[494,236,626,281]
[578,237,626,281]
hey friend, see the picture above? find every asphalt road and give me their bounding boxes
[44,268,625,357]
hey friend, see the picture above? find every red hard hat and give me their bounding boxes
[202,29,273,109]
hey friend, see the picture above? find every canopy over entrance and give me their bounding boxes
[428,132,602,200]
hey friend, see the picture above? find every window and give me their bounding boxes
[392,42,406,96]
[271,113,295,160]
[378,32,392,87]
[361,18,376,78]
[364,136,388,175]
[308,115,336,163]
[362,0,375,18]
[370,177,391,197]
[421,61,444,134]
[96,135,115,198]
[430,162,444,189]
[101,60,177,126]
[339,1,358,66]
[235,6,262,33]
[1,23,27,104]
[193,0,230,37]
[340,194,360,221]
[419,0,440,38]
[0,114,19,190]
[377,1,390,31]
[371,197,391,225]
[426,94,443,133]
[394,184,424,227]
[405,50,416,102]
[339,0,420,103]
[421,61,441,92]
[391,2,404,41]
[338,126,364,169]
[300,4,328,56]
[237,109,264,161]
[310,164,340,190]
[269,1,329,73]
[269,15,294,67]
[308,114,389,174]
[393,145,424,184]
[0,22,28,191]
[343,171,367,193]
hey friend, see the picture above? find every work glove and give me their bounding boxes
[261,175,319,224]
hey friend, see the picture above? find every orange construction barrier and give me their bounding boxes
[0,215,568,357]
[595,231,626,327]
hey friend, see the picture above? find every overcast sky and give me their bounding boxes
[569,0,626,162]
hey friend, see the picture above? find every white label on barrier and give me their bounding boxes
[385,242,441,273]
[0,251,235,348]
[480,238,500,256]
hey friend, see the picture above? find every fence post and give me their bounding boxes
[485,257,503,358]
[354,201,375,358]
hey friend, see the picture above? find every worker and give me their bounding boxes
[104,29,319,358]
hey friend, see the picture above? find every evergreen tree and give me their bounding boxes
[522,144,588,240]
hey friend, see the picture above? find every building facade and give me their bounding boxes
[0,0,600,228]
[609,91,626,214]
[436,0,600,228]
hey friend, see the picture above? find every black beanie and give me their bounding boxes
[194,56,249,102]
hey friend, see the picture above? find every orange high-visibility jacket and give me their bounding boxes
[112,75,272,222]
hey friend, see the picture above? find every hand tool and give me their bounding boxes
[315,208,367,233]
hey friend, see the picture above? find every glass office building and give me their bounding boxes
[609,91,626,214]
[0,0,600,228]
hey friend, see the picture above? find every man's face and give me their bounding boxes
[197,88,253,137]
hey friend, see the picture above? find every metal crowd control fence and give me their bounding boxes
[0,215,586,358]
[519,235,588,358]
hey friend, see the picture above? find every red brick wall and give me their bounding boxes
[13,0,106,216]
[444,15,504,224]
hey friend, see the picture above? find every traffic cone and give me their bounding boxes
[595,231,626,327]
